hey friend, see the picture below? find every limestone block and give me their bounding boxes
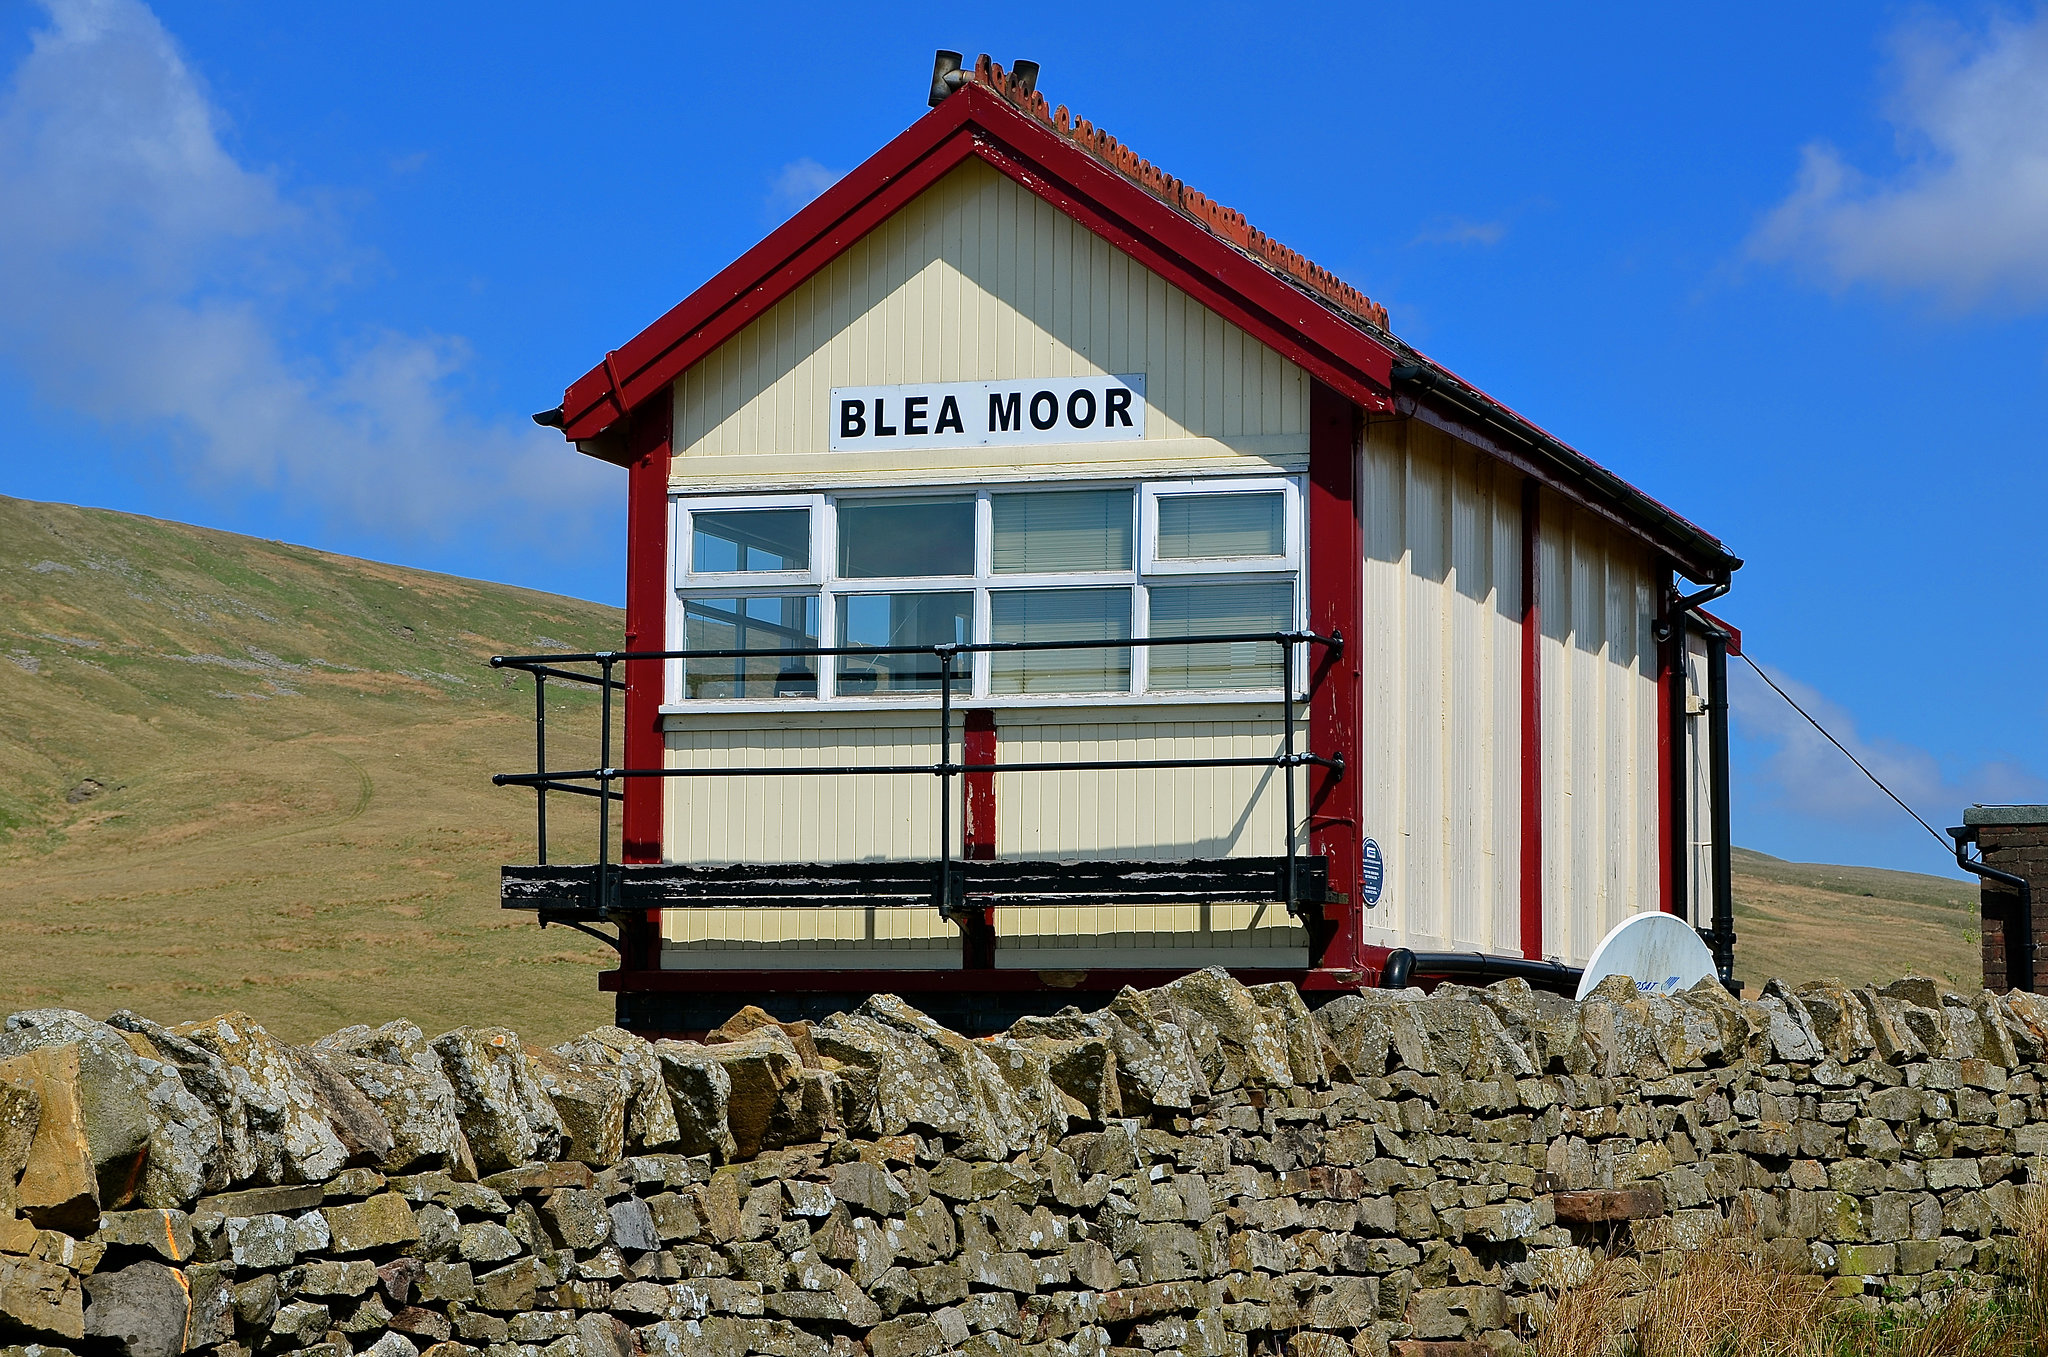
[0,1253,84,1342]
[427,1028,564,1174]
[607,1196,657,1253]
[814,998,1034,1160]
[1148,968,1297,1091]
[94,1209,193,1263]
[649,1043,737,1162]
[301,1031,468,1176]
[320,1193,418,1253]
[172,1011,356,1187]
[81,1261,194,1357]
[523,1048,627,1168]
[0,1046,102,1231]
[555,1028,683,1154]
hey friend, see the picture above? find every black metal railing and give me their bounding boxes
[490,629,1344,922]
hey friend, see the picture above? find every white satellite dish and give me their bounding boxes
[1575,911,1719,1001]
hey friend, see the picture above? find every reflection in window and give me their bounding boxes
[990,588,1131,694]
[691,509,810,573]
[992,489,1133,573]
[681,596,818,699]
[836,592,972,693]
[1156,492,1285,560]
[1148,582,1292,690]
[837,498,975,578]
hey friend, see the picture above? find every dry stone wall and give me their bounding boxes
[4,970,2048,1357]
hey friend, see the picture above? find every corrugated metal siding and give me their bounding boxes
[672,159,1310,483]
[994,715,1298,860]
[1355,420,1524,956]
[1539,491,1663,965]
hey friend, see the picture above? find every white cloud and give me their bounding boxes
[766,157,843,221]
[1731,660,2047,834]
[0,0,613,544]
[1411,216,1507,248]
[1750,9,2048,307]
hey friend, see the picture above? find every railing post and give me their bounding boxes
[1283,633,1298,919]
[599,653,614,919]
[534,672,549,867]
[936,645,955,919]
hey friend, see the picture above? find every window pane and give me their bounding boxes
[837,497,975,578]
[992,489,1133,573]
[990,588,1132,695]
[1156,492,1285,560]
[1148,582,1292,690]
[681,595,818,699]
[691,509,809,573]
[836,592,972,694]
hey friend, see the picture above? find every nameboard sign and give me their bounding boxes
[829,375,1146,452]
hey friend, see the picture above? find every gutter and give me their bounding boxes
[1389,361,1740,585]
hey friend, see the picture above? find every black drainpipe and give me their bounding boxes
[1378,948,1582,997]
[1949,825,2035,993]
[1675,586,1736,994]
[1699,621,1737,994]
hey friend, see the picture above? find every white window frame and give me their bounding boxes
[670,493,827,706]
[674,494,826,588]
[1140,476,1301,576]
[665,475,1305,710]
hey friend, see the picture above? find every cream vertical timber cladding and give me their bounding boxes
[658,713,959,970]
[1355,420,1524,958]
[1538,490,1663,966]
[670,159,1310,486]
[992,709,1298,861]
[992,707,1308,969]
[661,712,958,864]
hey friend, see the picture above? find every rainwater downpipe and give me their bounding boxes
[1678,584,1736,995]
[1949,825,2035,994]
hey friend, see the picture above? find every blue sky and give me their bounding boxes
[1,1,2044,877]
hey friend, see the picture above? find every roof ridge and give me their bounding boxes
[967,54,1390,333]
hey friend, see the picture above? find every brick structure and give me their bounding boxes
[1965,804,2048,992]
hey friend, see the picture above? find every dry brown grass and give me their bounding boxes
[1529,1235,1832,1357]
[1524,1216,2048,1357]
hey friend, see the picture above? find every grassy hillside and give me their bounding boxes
[0,493,1988,1040]
[1730,846,1979,993]
[0,494,622,1042]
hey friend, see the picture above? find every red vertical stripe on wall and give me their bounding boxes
[1304,381,1366,981]
[620,394,673,974]
[1519,478,1545,961]
[963,711,997,861]
[961,709,998,970]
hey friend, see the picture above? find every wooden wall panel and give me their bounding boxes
[671,160,1311,487]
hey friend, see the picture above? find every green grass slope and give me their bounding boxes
[0,494,623,1041]
[1730,847,1979,992]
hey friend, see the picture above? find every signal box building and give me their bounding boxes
[512,59,1742,1034]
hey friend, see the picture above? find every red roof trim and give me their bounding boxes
[1694,606,1742,656]
[558,84,1398,442]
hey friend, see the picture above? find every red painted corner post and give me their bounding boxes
[1304,381,1365,982]
[1519,478,1545,960]
[619,393,673,977]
